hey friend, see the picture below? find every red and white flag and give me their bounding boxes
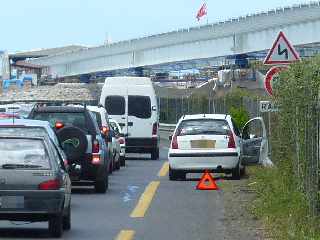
[196,3,207,21]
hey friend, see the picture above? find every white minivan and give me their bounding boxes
[99,77,159,160]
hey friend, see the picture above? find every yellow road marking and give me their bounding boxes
[115,230,135,240]
[158,162,169,177]
[130,181,160,218]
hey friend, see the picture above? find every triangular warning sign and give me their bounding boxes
[264,31,300,65]
[196,170,219,190]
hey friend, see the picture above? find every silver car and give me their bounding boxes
[0,136,71,238]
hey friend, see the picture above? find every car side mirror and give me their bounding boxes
[169,135,173,141]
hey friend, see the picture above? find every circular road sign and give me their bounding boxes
[264,66,287,96]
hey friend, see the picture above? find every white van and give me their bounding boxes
[99,77,159,160]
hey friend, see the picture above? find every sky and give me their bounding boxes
[0,0,313,52]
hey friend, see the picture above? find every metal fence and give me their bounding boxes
[158,95,275,157]
[158,94,320,217]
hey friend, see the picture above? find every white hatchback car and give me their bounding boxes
[168,114,268,180]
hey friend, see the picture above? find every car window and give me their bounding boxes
[243,120,263,140]
[177,119,231,136]
[32,112,87,130]
[128,95,151,119]
[0,138,50,169]
[105,96,125,115]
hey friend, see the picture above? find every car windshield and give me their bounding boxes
[0,138,50,169]
[177,119,230,136]
[32,112,87,130]
[0,127,59,146]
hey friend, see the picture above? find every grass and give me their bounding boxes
[247,166,320,240]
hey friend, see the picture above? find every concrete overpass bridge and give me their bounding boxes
[29,2,320,78]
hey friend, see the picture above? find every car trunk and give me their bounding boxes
[0,170,55,190]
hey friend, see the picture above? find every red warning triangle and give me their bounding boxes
[196,170,219,190]
[264,31,300,65]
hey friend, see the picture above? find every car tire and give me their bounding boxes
[56,126,88,163]
[120,156,126,167]
[95,174,108,193]
[49,213,63,238]
[240,165,246,177]
[151,148,159,160]
[115,159,120,170]
[63,205,71,231]
[231,163,241,180]
[169,167,185,181]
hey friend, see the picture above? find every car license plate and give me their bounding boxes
[0,196,24,209]
[191,140,216,149]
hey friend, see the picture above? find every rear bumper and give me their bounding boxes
[168,151,239,171]
[126,137,158,153]
[69,153,108,182]
[0,190,64,221]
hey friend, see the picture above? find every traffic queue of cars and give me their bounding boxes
[0,104,129,237]
[0,76,160,237]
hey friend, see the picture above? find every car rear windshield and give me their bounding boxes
[0,138,50,169]
[105,96,125,115]
[177,119,231,136]
[128,95,151,119]
[32,112,87,130]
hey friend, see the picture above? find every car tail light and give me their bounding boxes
[171,135,179,149]
[38,179,61,190]
[101,126,109,135]
[152,122,158,135]
[118,137,125,144]
[55,122,64,130]
[92,154,101,165]
[228,132,236,149]
[92,139,99,153]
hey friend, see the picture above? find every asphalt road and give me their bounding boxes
[0,147,228,240]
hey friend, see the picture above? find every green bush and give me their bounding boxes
[229,106,249,129]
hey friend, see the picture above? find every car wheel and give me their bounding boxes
[109,160,113,175]
[240,165,246,177]
[115,159,120,170]
[49,213,63,238]
[95,174,107,193]
[231,163,241,180]
[63,204,71,231]
[151,148,159,160]
[120,156,126,167]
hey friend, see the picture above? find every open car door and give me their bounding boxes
[241,117,269,165]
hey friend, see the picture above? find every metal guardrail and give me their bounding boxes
[159,123,176,132]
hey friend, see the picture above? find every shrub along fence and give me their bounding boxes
[273,57,320,219]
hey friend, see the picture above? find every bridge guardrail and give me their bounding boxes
[159,123,176,132]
